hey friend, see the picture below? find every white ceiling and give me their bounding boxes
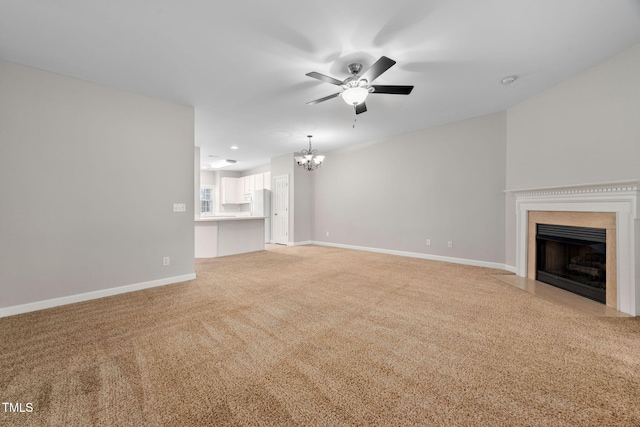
[2,0,640,171]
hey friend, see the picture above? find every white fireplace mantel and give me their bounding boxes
[509,180,639,316]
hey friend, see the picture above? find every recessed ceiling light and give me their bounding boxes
[501,75,518,85]
[230,145,238,150]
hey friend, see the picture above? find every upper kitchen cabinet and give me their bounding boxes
[242,175,255,196]
[221,177,240,204]
[221,172,271,204]
[254,173,264,191]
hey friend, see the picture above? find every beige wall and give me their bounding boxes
[506,42,640,191]
[312,112,507,264]
[240,165,271,177]
[0,61,195,310]
[293,163,313,243]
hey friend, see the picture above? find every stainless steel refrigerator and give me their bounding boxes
[250,189,271,243]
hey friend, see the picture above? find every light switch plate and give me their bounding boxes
[173,203,186,212]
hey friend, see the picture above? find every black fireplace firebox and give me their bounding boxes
[536,224,607,303]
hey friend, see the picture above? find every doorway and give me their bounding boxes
[272,174,289,245]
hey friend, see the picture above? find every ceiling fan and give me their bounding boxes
[306,56,413,115]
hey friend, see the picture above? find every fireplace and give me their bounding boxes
[511,181,639,315]
[536,224,606,303]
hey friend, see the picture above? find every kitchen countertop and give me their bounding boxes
[195,216,265,222]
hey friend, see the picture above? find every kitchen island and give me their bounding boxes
[195,216,266,258]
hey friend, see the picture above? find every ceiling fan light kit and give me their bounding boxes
[342,86,369,105]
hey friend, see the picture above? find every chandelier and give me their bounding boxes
[295,135,325,171]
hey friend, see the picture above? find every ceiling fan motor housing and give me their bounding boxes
[347,63,363,75]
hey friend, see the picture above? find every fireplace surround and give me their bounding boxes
[511,181,639,316]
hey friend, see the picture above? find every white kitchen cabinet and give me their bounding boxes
[263,172,271,190]
[242,175,254,196]
[221,177,239,204]
[237,177,245,201]
[221,173,271,204]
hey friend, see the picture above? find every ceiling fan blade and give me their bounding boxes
[371,85,414,95]
[360,56,396,83]
[355,102,367,115]
[306,72,343,86]
[306,92,341,105]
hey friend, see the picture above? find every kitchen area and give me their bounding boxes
[195,169,272,258]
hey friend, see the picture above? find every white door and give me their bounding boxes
[272,174,289,245]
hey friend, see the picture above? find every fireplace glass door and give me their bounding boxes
[536,224,606,303]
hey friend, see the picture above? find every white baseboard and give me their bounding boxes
[0,273,196,318]
[307,241,511,271]
[504,264,517,273]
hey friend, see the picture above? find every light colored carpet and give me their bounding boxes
[1,245,639,426]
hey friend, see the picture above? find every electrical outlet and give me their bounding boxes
[448,241,453,248]
[426,239,431,246]
[326,231,329,237]
[163,257,170,266]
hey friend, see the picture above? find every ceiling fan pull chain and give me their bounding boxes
[353,105,357,128]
